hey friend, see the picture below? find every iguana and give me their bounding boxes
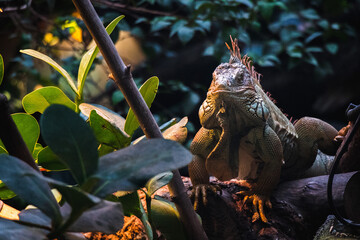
[189,37,340,222]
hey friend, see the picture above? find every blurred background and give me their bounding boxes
[0,0,359,144]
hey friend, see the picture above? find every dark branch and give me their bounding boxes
[0,94,39,171]
[91,0,174,16]
[71,1,208,239]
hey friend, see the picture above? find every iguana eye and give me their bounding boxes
[235,69,244,83]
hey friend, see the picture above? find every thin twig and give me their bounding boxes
[91,0,174,16]
[71,0,208,239]
[0,94,39,171]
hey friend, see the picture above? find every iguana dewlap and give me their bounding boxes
[189,37,339,222]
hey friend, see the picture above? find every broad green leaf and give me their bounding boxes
[116,191,152,239]
[150,197,187,240]
[125,76,159,136]
[22,86,76,114]
[32,143,43,160]
[0,181,16,200]
[162,117,188,143]
[170,20,187,37]
[0,154,62,227]
[65,199,124,234]
[12,113,39,154]
[48,179,100,232]
[0,217,48,240]
[300,8,320,20]
[98,144,115,157]
[20,49,78,94]
[0,145,7,154]
[37,147,68,171]
[40,105,99,185]
[132,118,178,145]
[325,43,338,54]
[19,208,51,228]
[115,191,142,217]
[305,32,322,44]
[177,26,195,44]
[0,54,3,86]
[77,15,125,97]
[145,172,173,196]
[79,103,128,136]
[89,139,192,197]
[89,110,131,149]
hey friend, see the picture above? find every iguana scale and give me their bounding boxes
[189,37,339,222]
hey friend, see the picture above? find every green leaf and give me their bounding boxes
[125,76,159,136]
[80,103,128,136]
[32,143,43,160]
[65,199,124,234]
[89,139,192,197]
[286,42,303,58]
[0,54,4,86]
[20,49,78,95]
[37,147,68,171]
[40,104,99,185]
[115,191,142,217]
[132,117,184,145]
[98,144,115,157]
[150,197,187,240]
[195,20,211,31]
[89,110,131,149]
[111,90,125,105]
[0,181,16,200]
[12,113,40,154]
[0,154,62,227]
[305,53,319,66]
[325,43,338,54]
[150,17,175,32]
[177,26,195,44]
[0,145,8,154]
[145,172,173,196]
[300,9,320,20]
[306,47,323,53]
[22,86,76,114]
[47,179,100,232]
[0,218,48,239]
[116,191,152,239]
[77,15,125,97]
[170,20,187,37]
[305,32,322,44]
[203,45,214,56]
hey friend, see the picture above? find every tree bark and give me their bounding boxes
[178,172,355,240]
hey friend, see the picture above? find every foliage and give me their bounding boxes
[0,14,192,238]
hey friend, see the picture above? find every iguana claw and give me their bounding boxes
[191,184,222,211]
[237,191,272,223]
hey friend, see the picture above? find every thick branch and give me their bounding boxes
[0,94,39,171]
[71,1,208,239]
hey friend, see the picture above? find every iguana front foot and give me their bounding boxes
[191,184,222,211]
[226,179,272,222]
[238,191,272,223]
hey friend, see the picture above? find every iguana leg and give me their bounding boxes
[189,127,221,210]
[283,117,339,177]
[235,124,283,222]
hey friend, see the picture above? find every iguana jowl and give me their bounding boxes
[189,37,339,222]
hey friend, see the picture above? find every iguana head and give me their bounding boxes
[199,37,265,129]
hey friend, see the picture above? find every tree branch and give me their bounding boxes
[0,94,39,171]
[71,1,208,239]
[91,0,174,16]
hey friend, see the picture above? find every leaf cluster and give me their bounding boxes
[0,15,192,239]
